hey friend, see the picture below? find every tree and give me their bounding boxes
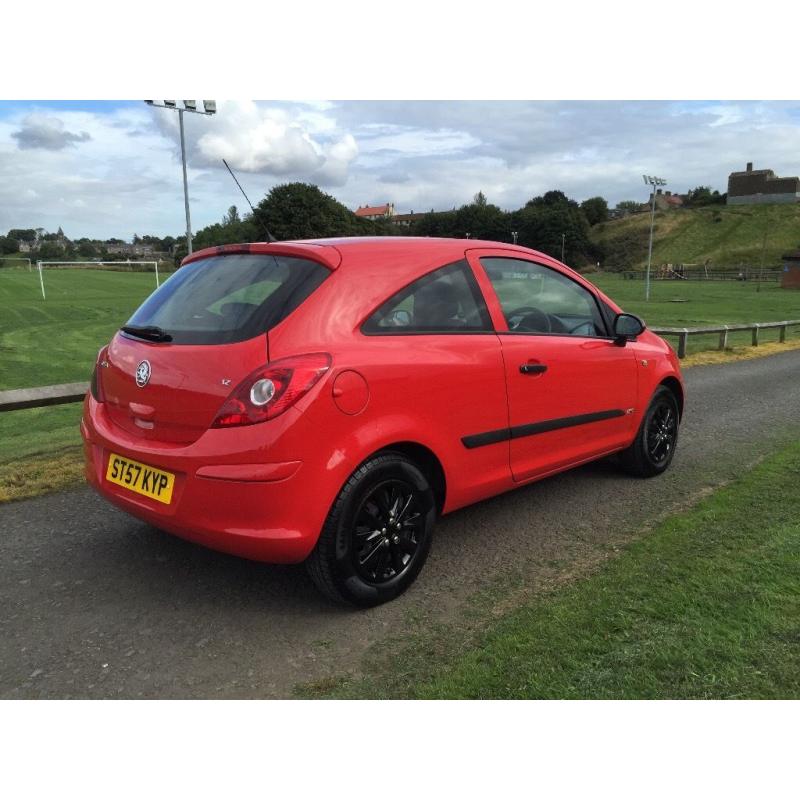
[411,194,511,241]
[75,238,97,258]
[252,183,370,241]
[615,200,643,216]
[7,228,36,244]
[223,205,241,226]
[580,196,609,226]
[413,209,458,238]
[526,190,571,209]
[0,235,20,254]
[684,186,725,207]
[516,191,596,265]
[37,242,64,259]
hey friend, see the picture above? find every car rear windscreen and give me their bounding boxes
[124,254,330,344]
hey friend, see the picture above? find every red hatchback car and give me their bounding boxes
[82,237,684,605]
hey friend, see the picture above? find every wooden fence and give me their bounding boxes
[2,320,799,412]
[652,320,800,358]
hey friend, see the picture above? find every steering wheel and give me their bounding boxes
[507,306,551,333]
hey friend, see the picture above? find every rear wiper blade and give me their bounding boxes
[121,325,173,342]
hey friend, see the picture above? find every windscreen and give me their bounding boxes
[124,254,329,344]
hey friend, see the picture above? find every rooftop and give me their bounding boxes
[354,204,392,217]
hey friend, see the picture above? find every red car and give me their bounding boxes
[82,238,684,606]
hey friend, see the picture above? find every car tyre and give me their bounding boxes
[619,386,680,478]
[306,452,436,607]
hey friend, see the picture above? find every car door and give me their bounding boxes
[467,249,639,483]
[360,257,512,506]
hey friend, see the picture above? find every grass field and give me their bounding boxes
[0,265,797,499]
[0,266,166,499]
[301,440,800,699]
[0,266,164,390]
[591,203,800,268]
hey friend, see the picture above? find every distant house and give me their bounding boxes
[648,189,685,210]
[105,242,157,257]
[391,211,426,227]
[727,162,800,205]
[355,203,395,220]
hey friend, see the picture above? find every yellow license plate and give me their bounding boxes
[105,452,175,505]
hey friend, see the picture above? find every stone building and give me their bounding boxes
[727,162,800,205]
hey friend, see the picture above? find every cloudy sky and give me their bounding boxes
[1,100,799,241]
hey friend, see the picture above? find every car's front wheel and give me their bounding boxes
[619,385,680,477]
[306,452,436,606]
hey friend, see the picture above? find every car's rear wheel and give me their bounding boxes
[619,386,680,477]
[306,452,436,607]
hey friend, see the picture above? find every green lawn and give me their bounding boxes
[0,267,164,497]
[303,440,800,699]
[0,266,164,391]
[594,274,800,354]
[0,264,797,497]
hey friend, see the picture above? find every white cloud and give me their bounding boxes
[152,101,358,182]
[2,100,800,240]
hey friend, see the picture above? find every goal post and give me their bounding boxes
[0,256,32,271]
[35,260,161,300]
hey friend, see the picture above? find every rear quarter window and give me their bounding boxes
[362,260,492,334]
[125,254,329,344]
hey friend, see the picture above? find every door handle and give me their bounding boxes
[519,363,547,375]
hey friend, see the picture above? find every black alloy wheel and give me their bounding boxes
[306,452,436,606]
[646,400,678,468]
[353,479,423,584]
[618,385,680,478]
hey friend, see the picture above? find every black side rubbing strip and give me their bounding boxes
[461,409,625,450]
[461,428,511,450]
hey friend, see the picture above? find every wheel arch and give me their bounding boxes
[375,441,447,515]
[658,376,684,419]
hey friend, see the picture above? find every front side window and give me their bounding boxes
[363,260,492,334]
[125,254,329,344]
[481,257,607,337]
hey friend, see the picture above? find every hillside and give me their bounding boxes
[591,204,800,269]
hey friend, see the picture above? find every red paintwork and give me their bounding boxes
[81,238,684,564]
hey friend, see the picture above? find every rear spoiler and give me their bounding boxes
[181,242,342,271]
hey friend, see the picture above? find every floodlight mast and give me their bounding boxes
[643,174,667,302]
[144,100,217,255]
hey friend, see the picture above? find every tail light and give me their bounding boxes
[211,353,332,428]
[90,345,108,402]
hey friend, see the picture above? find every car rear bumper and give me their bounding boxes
[81,398,324,564]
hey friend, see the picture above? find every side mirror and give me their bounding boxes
[613,313,645,345]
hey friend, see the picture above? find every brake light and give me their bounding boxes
[211,353,332,428]
[90,345,108,402]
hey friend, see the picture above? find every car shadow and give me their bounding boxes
[73,455,629,617]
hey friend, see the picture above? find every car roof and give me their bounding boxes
[184,236,557,275]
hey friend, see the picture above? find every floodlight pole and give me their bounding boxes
[645,189,657,302]
[144,101,217,257]
[178,109,192,254]
[643,175,667,302]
